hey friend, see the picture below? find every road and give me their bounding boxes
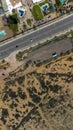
[0,14,73,60]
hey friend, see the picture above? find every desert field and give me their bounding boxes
[0,52,73,130]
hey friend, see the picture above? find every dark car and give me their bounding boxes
[16,45,18,48]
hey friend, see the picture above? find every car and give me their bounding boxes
[48,16,51,20]
[16,45,18,48]
[52,52,57,57]
[30,39,33,42]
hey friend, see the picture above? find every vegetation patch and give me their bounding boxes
[27,19,32,26]
[0,60,10,69]
[16,76,25,85]
[32,5,43,20]
[55,0,62,9]
[7,13,19,34]
[16,51,28,61]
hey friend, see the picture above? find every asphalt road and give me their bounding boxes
[0,14,73,60]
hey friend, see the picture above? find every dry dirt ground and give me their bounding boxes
[0,51,73,130]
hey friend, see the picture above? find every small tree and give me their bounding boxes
[7,13,19,34]
[55,0,62,9]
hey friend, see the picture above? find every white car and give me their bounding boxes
[30,39,33,42]
[52,52,57,57]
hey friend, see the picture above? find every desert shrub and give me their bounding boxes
[37,77,48,91]
[32,87,37,93]
[7,88,17,99]
[36,62,41,67]
[59,95,65,102]
[48,98,58,108]
[2,108,9,118]
[28,101,35,107]
[49,73,57,78]
[24,63,29,70]
[16,76,25,85]
[1,108,9,124]
[17,87,26,99]
[1,117,7,125]
[46,80,50,86]
[10,101,18,109]
[14,113,20,120]
[5,80,16,86]
[31,94,41,103]
[67,57,73,61]
[49,85,62,93]
[27,88,41,103]
[2,93,8,102]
